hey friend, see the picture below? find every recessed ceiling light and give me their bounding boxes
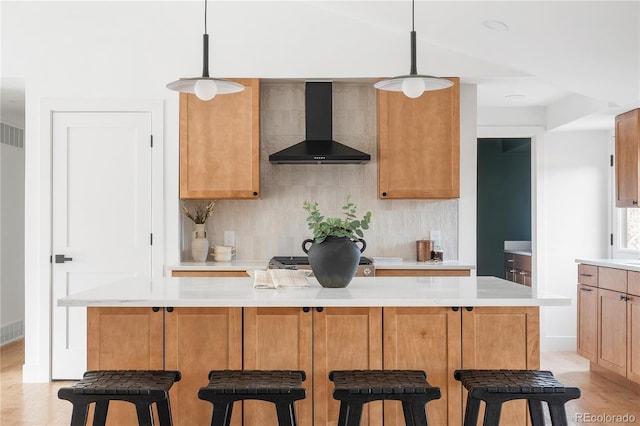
[483,20,509,31]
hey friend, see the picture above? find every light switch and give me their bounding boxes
[224,231,235,247]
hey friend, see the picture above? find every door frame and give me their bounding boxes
[23,99,163,382]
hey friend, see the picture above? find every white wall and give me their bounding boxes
[537,130,610,350]
[0,123,25,345]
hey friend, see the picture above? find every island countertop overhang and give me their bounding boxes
[58,276,569,308]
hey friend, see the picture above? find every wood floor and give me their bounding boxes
[1,338,639,425]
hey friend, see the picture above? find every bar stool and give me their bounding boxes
[329,370,441,426]
[454,369,581,426]
[58,369,181,426]
[197,370,307,426]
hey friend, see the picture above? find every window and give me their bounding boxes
[622,208,640,250]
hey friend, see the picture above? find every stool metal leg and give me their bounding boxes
[337,402,349,426]
[528,399,545,426]
[92,401,109,426]
[211,402,234,426]
[134,402,154,426]
[463,395,481,426]
[483,401,503,426]
[69,401,91,426]
[548,402,569,426]
[344,402,364,426]
[156,399,174,426]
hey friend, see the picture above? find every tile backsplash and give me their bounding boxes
[181,81,458,262]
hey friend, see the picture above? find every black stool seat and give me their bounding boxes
[329,370,441,426]
[454,369,581,426]
[58,370,181,426]
[198,370,307,426]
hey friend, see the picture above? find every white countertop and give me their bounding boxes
[171,259,475,271]
[58,276,568,308]
[504,250,532,256]
[576,258,640,272]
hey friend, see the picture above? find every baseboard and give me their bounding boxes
[541,335,576,351]
[0,320,24,346]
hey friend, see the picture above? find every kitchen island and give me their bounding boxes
[59,276,568,426]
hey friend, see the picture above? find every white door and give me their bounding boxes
[51,112,153,379]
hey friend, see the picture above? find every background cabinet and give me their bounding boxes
[504,252,531,286]
[615,108,640,207]
[179,78,260,199]
[377,77,459,199]
[577,283,597,362]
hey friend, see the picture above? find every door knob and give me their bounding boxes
[54,254,73,263]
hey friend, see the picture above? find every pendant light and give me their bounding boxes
[166,0,244,101]
[374,0,453,98]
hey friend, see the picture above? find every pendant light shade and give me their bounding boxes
[374,0,453,98]
[166,0,244,101]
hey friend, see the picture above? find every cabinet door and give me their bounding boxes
[577,284,598,362]
[179,78,260,199]
[615,108,640,207]
[164,307,243,426]
[597,288,627,375]
[87,307,164,425]
[383,307,461,426]
[243,307,313,426]
[462,307,539,426]
[377,78,459,199]
[314,307,383,426]
[627,294,640,384]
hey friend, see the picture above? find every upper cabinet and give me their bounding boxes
[615,108,640,207]
[179,78,260,199]
[377,77,460,199]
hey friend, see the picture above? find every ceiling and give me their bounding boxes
[1,1,638,131]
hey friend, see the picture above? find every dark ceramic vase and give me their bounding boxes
[302,237,366,288]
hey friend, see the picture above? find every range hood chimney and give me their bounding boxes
[268,82,371,164]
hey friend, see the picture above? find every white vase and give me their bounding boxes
[191,223,209,262]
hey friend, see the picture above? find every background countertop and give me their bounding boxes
[171,259,476,272]
[575,258,640,272]
[58,276,568,308]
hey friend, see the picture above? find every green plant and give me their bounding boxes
[303,195,371,244]
[182,200,216,224]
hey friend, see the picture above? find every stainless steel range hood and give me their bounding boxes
[268,82,371,164]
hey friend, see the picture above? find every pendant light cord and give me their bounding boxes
[409,0,417,75]
[411,0,415,32]
[204,0,208,34]
[201,0,210,78]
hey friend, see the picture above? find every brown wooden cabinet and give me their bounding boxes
[462,306,540,426]
[164,307,243,426]
[87,307,243,426]
[377,77,459,199]
[375,269,470,277]
[179,78,260,199]
[577,283,597,362]
[597,288,627,376]
[383,307,461,426]
[243,307,382,426]
[504,252,531,286]
[87,307,164,425]
[628,293,640,384]
[615,108,640,207]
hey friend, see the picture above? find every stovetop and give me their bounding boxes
[270,256,373,266]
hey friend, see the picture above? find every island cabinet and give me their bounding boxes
[243,307,382,426]
[86,307,243,426]
[615,108,640,207]
[179,78,260,200]
[461,307,540,426]
[377,77,459,199]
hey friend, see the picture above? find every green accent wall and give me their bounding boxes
[477,138,531,277]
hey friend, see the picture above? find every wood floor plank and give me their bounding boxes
[2,339,639,425]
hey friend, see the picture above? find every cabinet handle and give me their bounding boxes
[633,200,638,206]
[451,307,460,312]
[316,307,324,313]
[579,273,593,277]
[302,307,310,313]
[253,192,258,197]
[519,271,527,275]
[465,307,474,312]
[509,269,517,273]
[507,259,514,263]
[152,307,160,312]
[580,287,593,292]
[166,307,174,313]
